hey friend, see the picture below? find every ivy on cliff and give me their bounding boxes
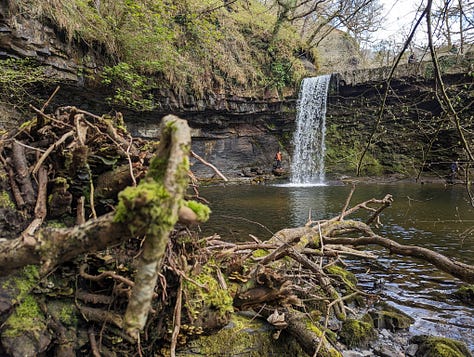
[0,58,59,114]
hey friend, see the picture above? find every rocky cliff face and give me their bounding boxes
[0,2,101,81]
[0,2,297,178]
[1,3,472,180]
[326,57,473,178]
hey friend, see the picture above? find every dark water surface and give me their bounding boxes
[199,182,474,351]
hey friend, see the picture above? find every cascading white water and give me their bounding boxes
[290,75,331,185]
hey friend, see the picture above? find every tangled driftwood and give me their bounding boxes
[0,104,473,356]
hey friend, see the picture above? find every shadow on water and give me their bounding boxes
[199,182,474,352]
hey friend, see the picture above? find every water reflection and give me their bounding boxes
[286,185,329,227]
[199,182,474,352]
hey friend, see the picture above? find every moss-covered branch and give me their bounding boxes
[117,115,192,338]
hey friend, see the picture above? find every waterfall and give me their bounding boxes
[290,75,331,185]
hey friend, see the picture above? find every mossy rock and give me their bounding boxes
[325,264,358,290]
[410,335,472,357]
[454,285,474,306]
[368,304,414,331]
[339,318,376,348]
[1,294,51,357]
[183,261,234,332]
[176,313,306,356]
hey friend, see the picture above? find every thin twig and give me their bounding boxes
[32,130,74,175]
[90,179,97,219]
[77,196,86,225]
[170,278,183,357]
[79,264,135,287]
[191,150,228,181]
[41,85,61,112]
[127,135,137,186]
[12,139,46,153]
[88,327,101,357]
[338,184,356,221]
[29,105,74,128]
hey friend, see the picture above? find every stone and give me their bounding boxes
[342,351,366,357]
[405,344,418,356]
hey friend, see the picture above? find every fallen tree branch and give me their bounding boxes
[0,212,128,275]
[324,233,474,283]
[21,165,48,238]
[191,150,228,181]
[12,141,35,208]
[123,115,191,338]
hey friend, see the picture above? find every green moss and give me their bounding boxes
[0,190,15,209]
[339,319,376,348]
[183,314,306,356]
[182,200,211,222]
[305,321,323,337]
[2,294,45,338]
[325,127,385,176]
[252,249,269,258]
[293,232,320,251]
[114,178,175,236]
[45,220,68,229]
[411,335,471,357]
[59,304,78,326]
[1,266,40,303]
[325,265,358,289]
[184,261,234,327]
[369,306,414,331]
[2,266,44,338]
[53,176,69,186]
[303,320,341,356]
[147,153,168,182]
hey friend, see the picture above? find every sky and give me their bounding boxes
[375,0,426,44]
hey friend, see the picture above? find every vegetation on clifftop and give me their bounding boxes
[7,0,316,105]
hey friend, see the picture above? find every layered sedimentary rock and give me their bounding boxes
[1,3,472,179]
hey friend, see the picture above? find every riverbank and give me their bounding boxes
[195,170,467,187]
[198,183,474,355]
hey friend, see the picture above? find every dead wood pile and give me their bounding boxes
[0,104,473,357]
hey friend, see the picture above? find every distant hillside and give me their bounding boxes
[317,28,366,74]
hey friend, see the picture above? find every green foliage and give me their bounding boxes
[270,60,293,90]
[10,0,312,105]
[101,62,156,111]
[0,58,58,111]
